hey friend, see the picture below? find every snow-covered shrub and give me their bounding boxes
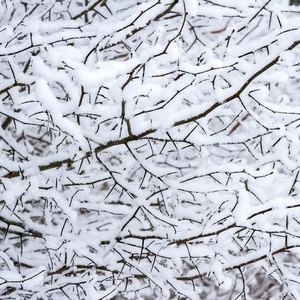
[0,0,300,299]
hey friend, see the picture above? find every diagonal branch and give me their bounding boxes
[72,0,106,20]
[2,40,300,181]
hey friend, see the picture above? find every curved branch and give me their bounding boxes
[2,40,300,181]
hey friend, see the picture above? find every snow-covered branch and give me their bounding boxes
[1,0,300,299]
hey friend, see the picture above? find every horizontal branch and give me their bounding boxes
[0,215,44,238]
[2,40,300,181]
[176,244,300,281]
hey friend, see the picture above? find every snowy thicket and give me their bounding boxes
[0,0,300,299]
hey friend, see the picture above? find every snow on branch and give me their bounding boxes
[0,0,300,299]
